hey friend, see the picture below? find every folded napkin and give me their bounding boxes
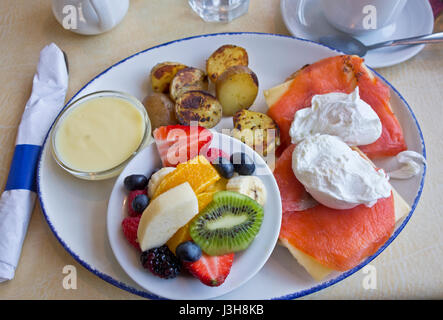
[0,43,69,282]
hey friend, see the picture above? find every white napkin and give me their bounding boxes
[0,43,69,282]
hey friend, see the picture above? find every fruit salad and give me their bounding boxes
[120,125,267,287]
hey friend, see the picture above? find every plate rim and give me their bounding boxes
[36,32,427,300]
[280,0,434,68]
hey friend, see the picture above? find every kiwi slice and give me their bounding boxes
[189,191,264,256]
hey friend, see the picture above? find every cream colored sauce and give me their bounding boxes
[55,96,145,172]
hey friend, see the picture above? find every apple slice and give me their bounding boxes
[137,182,198,252]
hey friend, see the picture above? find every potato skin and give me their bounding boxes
[150,62,187,93]
[169,67,208,102]
[175,90,222,129]
[232,109,280,156]
[143,93,177,130]
[215,65,259,116]
[206,45,249,83]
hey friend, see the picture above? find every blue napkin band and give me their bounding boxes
[4,145,41,192]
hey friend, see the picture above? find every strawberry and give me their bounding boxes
[153,125,213,167]
[205,148,229,163]
[121,216,141,250]
[127,189,147,217]
[183,252,234,287]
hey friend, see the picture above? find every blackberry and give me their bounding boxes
[140,245,181,279]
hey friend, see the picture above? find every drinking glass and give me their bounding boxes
[188,0,250,22]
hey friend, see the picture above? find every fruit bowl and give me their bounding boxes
[106,131,282,300]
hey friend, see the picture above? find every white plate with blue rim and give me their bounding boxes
[280,0,434,68]
[37,32,426,299]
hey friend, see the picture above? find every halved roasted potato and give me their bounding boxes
[206,45,249,83]
[215,65,259,116]
[231,109,280,156]
[150,62,187,93]
[143,92,177,130]
[169,67,208,102]
[175,90,222,129]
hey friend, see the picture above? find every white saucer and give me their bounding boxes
[281,0,434,68]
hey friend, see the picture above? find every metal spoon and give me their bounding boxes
[319,32,443,57]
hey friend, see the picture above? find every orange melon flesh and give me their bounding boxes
[166,224,192,254]
[266,55,406,158]
[153,155,220,198]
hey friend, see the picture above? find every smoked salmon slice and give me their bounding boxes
[274,143,396,271]
[279,194,395,271]
[273,144,317,212]
[265,55,407,158]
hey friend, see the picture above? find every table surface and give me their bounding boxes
[0,0,442,300]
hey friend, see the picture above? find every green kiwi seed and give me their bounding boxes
[189,191,264,256]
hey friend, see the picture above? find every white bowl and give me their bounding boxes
[106,132,282,300]
[50,90,151,180]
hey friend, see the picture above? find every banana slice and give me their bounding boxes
[226,175,267,206]
[147,167,176,198]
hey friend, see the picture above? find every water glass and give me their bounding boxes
[188,0,250,22]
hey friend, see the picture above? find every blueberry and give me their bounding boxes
[132,194,149,213]
[124,174,148,191]
[212,157,234,179]
[230,152,255,175]
[176,241,202,262]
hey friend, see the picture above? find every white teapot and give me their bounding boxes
[52,0,129,35]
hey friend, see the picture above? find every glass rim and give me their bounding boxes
[50,90,151,180]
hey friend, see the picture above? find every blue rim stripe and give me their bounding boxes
[5,145,41,192]
[36,32,426,300]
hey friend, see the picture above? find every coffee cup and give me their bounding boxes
[52,0,129,35]
[320,0,408,35]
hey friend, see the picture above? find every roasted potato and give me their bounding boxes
[143,92,177,130]
[206,44,249,83]
[150,62,187,93]
[231,109,280,156]
[175,90,222,129]
[169,67,209,102]
[215,65,259,116]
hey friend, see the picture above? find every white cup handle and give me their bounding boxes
[90,0,115,31]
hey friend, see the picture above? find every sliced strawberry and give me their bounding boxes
[127,189,146,217]
[183,252,234,287]
[121,216,141,250]
[205,148,229,163]
[153,125,213,167]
